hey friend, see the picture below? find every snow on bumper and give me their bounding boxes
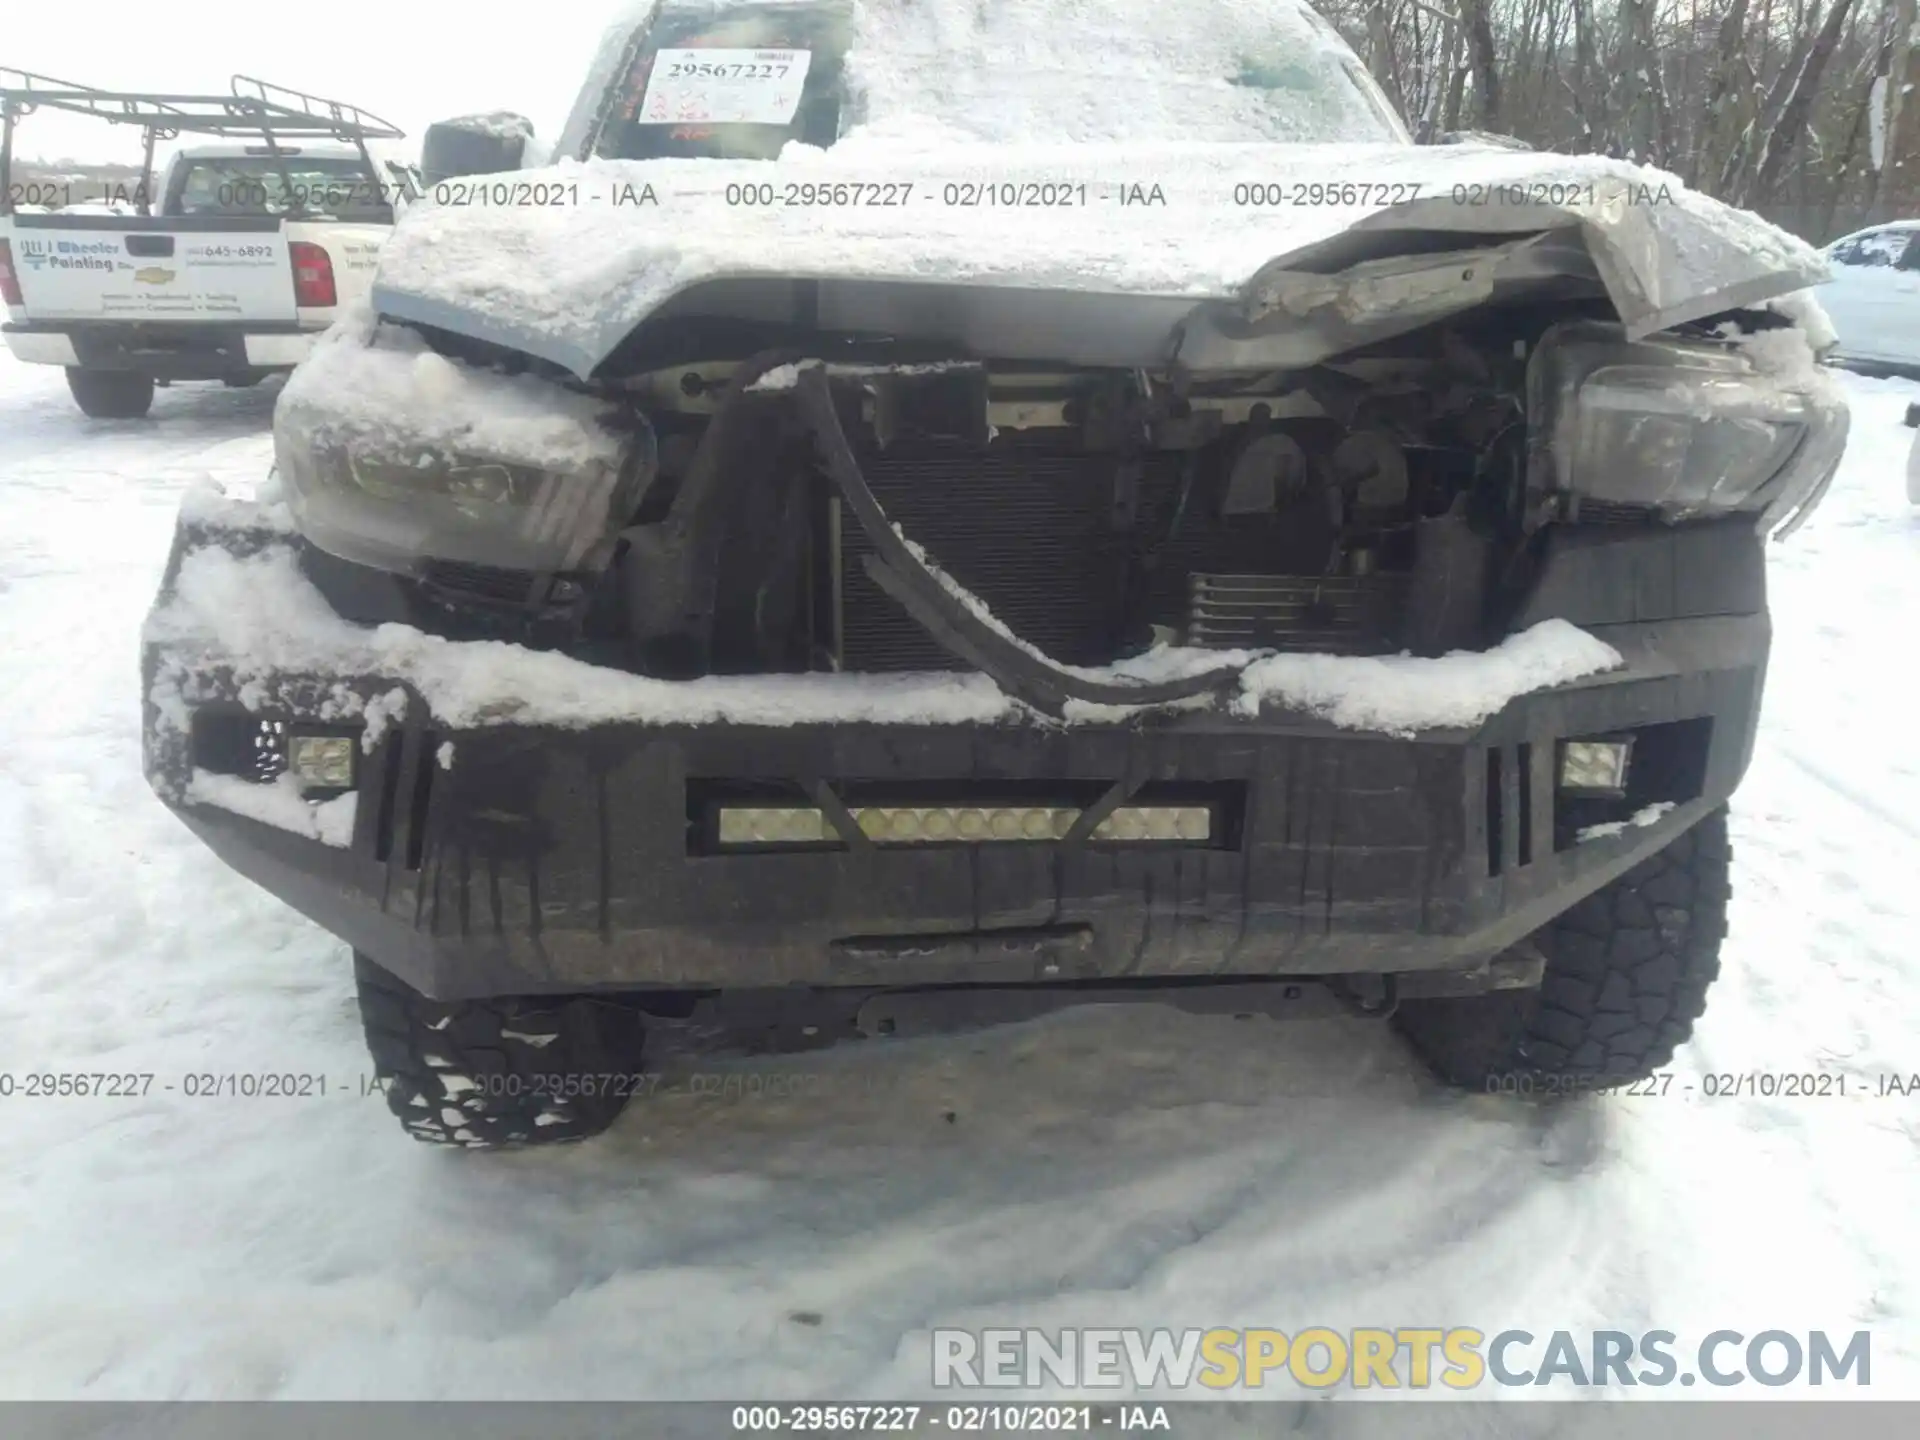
[144,487,1625,738]
[140,495,1762,999]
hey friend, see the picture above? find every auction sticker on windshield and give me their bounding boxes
[638,48,813,125]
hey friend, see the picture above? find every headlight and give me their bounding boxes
[343,454,551,511]
[274,405,656,579]
[1528,320,1847,534]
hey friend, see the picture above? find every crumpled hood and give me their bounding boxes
[371,141,1829,378]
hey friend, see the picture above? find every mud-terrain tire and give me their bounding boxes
[65,368,155,419]
[354,954,645,1148]
[1397,808,1731,1091]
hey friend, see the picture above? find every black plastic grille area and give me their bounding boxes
[1572,498,1661,526]
[1485,740,1545,877]
[368,725,438,870]
[418,559,537,605]
[833,436,1364,672]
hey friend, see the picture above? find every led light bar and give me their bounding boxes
[715,804,1213,847]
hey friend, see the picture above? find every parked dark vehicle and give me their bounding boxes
[140,0,1846,1147]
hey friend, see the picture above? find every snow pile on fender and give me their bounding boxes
[176,477,299,535]
[277,301,625,472]
[1764,288,1841,351]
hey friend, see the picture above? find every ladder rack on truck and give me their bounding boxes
[0,69,406,216]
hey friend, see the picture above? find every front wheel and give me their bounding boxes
[354,955,647,1147]
[65,368,155,419]
[1397,808,1731,1090]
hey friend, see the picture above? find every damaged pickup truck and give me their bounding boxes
[141,0,1848,1147]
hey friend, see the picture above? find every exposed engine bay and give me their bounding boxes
[621,328,1522,674]
[274,293,1841,718]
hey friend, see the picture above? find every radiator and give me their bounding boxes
[832,435,1400,672]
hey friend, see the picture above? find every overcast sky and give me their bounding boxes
[7,1,631,164]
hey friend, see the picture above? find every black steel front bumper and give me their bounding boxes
[142,512,1771,1002]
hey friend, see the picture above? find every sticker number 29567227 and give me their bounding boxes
[639,48,814,126]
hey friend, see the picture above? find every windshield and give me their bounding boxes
[167,154,394,220]
[588,0,1407,163]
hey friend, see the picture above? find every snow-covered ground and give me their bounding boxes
[0,351,1915,1410]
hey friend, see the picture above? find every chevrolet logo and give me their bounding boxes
[132,267,176,285]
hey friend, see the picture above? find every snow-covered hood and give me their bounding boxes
[370,142,1829,379]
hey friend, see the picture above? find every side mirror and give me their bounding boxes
[420,113,537,186]
[1419,128,1533,151]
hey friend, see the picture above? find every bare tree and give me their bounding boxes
[1693,0,1753,185]
[1872,0,1917,216]
[1461,0,1506,125]
[1616,0,1673,161]
[1722,1,1822,198]
[1747,0,1862,204]
[1441,12,1471,128]
[1822,75,1877,233]
[1313,0,1895,241]
[1366,1,1412,116]
[1570,0,1607,147]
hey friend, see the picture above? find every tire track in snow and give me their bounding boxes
[1773,743,1920,846]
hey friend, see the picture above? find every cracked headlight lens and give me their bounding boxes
[274,370,656,579]
[1528,320,1848,534]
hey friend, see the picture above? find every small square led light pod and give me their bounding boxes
[286,733,356,792]
[1558,737,1633,797]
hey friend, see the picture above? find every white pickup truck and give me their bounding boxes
[0,73,413,418]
